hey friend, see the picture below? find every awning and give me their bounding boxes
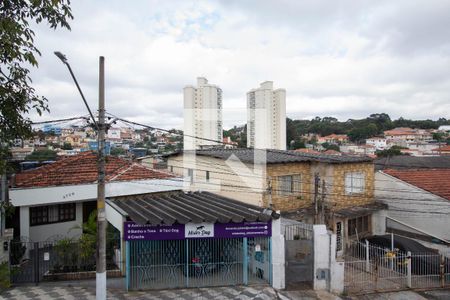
[107,191,279,225]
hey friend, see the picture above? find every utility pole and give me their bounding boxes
[267,176,273,209]
[314,173,319,224]
[320,179,326,224]
[96,56,107,300]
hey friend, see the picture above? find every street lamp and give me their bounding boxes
[54,52,107,300]
[54,51,98,129]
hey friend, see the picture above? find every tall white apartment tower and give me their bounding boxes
[247,81,286,150]
[184,77,223,150]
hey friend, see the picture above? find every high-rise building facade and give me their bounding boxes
[184,77,223,150]
[247,81,286,150]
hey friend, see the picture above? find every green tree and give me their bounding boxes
[25,149,57,161]
[0,1,73,172]
[110,147,126,156]
[322,142,340,152]
[62,142,72,150]
[375,146,407,157]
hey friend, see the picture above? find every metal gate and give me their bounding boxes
[9,237,121,284]
[126,237,271,290]
[344,241,450,295]
[284,223,314,290]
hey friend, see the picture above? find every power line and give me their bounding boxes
[31,116,89,125]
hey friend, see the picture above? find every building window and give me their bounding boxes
[206,171,210,182]
[170,165,174,173]
[345,172,365,194]
[30,203,76,226]
[336,222,342,251]
[347,215,369,237]
[277,174,301,196]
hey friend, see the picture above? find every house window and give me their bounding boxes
[170,165,174,173]
[336,222,342,251]
[347,215,369,237]
[345,172,365,194]
[30,203,76,226]
[277,174,301,196]
[206,171,210,182]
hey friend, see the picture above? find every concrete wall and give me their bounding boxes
[375,171,450,241]
[271,217,285,289]
[313,225,344,294]
[167,154,265,207]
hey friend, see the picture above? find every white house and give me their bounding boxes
[375,168,450,242]
[8,151,181,243]
[366,137,387,150]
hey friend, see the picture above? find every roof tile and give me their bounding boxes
[383,169,450,201]
[14,151,172,188]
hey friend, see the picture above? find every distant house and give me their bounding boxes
[317,134,349,145]
[376,168,450,242]
[166,148,387,250]
[8,151,180,242]
[438,125,450,133]
[223,137,238,149]
[366,137,387,150]
[431,145,450,155]
[384,127,432,143]
[341,144,376,156]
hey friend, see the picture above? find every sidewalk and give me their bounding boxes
[1,282,449,300]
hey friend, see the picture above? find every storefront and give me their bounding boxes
[106,191,282,290]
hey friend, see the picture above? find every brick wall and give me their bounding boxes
[330,162,375,210]
[266,163,313,211]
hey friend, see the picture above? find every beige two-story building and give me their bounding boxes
[166,148,387,250]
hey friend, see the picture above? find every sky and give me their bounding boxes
[30,0,450,129]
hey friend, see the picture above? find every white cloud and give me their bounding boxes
[27,0,450,129]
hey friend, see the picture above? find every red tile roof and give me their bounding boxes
[14,151,173,188]
[432,145,450,152]
[383,169,450,200]
[294,148,321,154]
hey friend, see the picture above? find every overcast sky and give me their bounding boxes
[30,0,450,129]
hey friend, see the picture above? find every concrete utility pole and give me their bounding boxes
[96,56,107,300]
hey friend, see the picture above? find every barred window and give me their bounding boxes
[345,172,365,194]
[277,174,301,196]
[347,215,369,236]
[30,203,76,226]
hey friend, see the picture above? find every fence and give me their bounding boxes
[284,223,313,241]
[9,236,122,284]
[126,237,271,290]
[344,240,450,294]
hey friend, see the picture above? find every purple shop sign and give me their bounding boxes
[124,221,272,241]
[124,222,184,241]
[215,222,271,238]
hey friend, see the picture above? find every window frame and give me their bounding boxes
[30,203,76,226]
[347,215,370,237]
[276,174,301,196]
[345,172,365,195]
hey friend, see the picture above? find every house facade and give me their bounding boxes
[8,151,181,243]
[166,149,386,250]
[375,168,450,242]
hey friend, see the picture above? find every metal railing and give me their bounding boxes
[284,223,313,241]
[127,237,271,290]
[344,240,450,294]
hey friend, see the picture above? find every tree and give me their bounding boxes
[62,142,72,150]
[25,149,57,161]
[375,146,407,158]
[110,147,126,156]
[0,1,73,172]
